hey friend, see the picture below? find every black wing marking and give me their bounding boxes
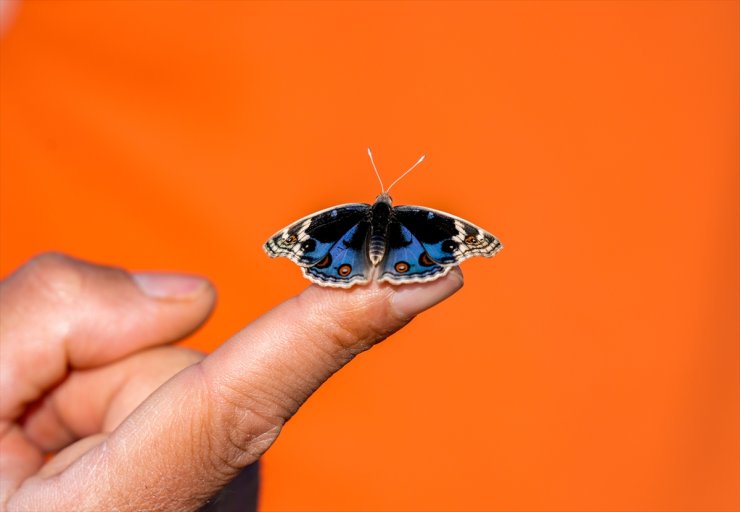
[394,205,502,265]
[264,203,370,266]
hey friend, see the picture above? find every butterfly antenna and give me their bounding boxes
[367,147,386,193]
[386,154,426,194]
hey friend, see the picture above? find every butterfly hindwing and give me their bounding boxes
[264,203,370,267]
[393,206,503,266]
[378,222,450,284]
[303,221,373,287]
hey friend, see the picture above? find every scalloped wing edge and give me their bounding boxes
[394,205,503,264]
[263,203,369,267]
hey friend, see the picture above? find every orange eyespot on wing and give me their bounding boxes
[315,254,332,269]
[394,261,410,273]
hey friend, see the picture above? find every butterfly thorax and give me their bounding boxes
[368,193,393,265]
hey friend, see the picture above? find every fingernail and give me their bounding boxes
[132,272,209,300]
[390,268,464,318]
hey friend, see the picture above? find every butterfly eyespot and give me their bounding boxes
[394,261,410,273]
[464,235,479,245]
[316,254,332,269]
[280,234,298,247]
[338,264,352,276]
[302,239,316,253]
[419,252,435,267]
[442,240,457,253]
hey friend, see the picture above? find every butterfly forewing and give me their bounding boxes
[263,204,370,267]
[393,206,503,265]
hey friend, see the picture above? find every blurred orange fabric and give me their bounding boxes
[1,1,738,511]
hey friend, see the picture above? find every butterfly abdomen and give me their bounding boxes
[368,196,393,265]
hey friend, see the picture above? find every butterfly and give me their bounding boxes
[264,150,503,288]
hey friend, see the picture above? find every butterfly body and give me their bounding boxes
[264,192,502,288]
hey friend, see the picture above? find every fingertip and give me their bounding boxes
[389,267,464,319]
[181,269,464,475]
[295,267,464,329]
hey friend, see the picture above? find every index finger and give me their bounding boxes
[8,270,463,512]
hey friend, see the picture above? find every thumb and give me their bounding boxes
[11,270,463,511]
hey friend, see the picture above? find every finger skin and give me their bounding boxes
[0,252,216,420]
[21,347,204,452]
[0,253,216,507]
[6,270,463,512]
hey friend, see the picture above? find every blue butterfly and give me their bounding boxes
[264,150,503,288]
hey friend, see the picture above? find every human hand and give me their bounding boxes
[0,253,462,511]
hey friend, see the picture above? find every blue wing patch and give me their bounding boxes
[394,206,502,265]
[264,204,370,267]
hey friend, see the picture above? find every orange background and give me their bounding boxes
[1,1,738,511]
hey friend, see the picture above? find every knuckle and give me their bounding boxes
[295,292,358,350]
[208,412,281,479]
[319,313,368,351]
[13,253,131,309]
[196,365,286,474]
[298,289,396,353]
[20,252,86,306]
